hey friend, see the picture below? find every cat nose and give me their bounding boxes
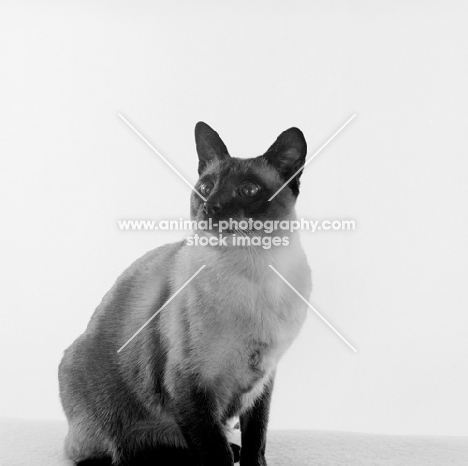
[203,201,222,216]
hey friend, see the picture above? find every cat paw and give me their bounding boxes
[239,453,267,466]
[230,442,241,463]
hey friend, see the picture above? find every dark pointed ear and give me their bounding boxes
[263,127,307,196]
[195,122,230,175]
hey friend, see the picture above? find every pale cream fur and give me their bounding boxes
[162,228,311,424]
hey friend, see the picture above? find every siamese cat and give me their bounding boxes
[59,122,312,466]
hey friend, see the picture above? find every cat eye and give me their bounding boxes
[239,181,259,198]
[200,181,214,196]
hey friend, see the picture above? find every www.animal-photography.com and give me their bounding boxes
[1,2,467,466]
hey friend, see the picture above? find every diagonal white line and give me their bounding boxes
[117,265,206,353]
[269,265,357,352]
[118,113,207,202]
[268,114,357,201]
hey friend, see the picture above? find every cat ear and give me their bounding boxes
[195,122,230,175]
[263,128,307,196]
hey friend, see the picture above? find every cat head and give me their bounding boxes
[191,122,307,232]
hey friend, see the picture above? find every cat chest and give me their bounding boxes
[192,277,306,390]
[182,248,309,393]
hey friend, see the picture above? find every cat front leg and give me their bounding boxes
[239,375,275,466]
[172,372,234,466]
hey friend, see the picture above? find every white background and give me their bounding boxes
[1,1,467,436]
